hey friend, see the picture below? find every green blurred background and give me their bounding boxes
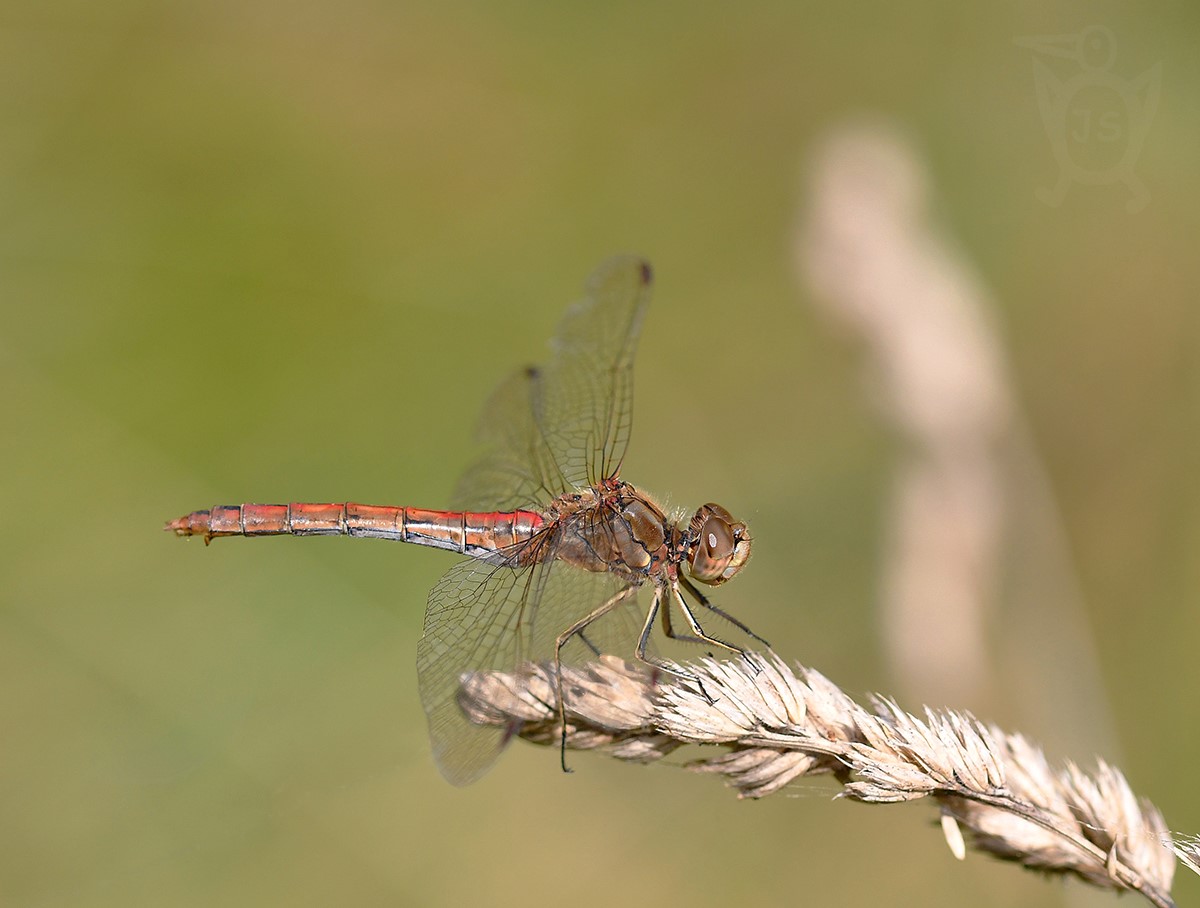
[3,1,1197,906]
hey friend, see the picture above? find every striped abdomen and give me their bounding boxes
[166,503,544,561]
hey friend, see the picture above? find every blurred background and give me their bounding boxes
[2,1,1197,906]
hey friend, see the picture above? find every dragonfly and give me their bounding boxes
[167,255,766,785]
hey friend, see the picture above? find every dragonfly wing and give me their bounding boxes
[523,555,630,668]
[451,367,561,512]
[533,255,653,490]
[451,256,652,511]
[417,546,546,786]
[547,569,656,667]
[416,530,634,784]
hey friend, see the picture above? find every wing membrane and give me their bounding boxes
[416,530,633,785]
[452,256,652,511]
[451,367,560,511]
[534,255,652,489]
[419,256,656,783]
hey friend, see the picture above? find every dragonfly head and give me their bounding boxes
[685,503,751,585]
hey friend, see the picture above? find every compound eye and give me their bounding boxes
[690,515,734,582]
[701,516,734,561]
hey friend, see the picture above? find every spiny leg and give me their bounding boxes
[660,593,719,650]
[635,587,714,704]
[679,575,771,648]
[553,585,638,773]
[669,585,745,657]
[671,583,763,675]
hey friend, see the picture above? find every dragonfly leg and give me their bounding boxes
[635,588,714,705]
[671,584,765,677]
[659,595,715,649]
[669,585,746,658]
[553,585,639,773]
[679,575,771,648]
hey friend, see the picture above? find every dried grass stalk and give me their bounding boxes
[459,653,1184,908]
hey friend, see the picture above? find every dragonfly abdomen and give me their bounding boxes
[166,503,543,558]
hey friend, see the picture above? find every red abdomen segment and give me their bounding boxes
[166,503,544,559]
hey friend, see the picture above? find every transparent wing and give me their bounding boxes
[420,256,655,783]
[534,255,653,490]
[416,549,543,786]
[559,578,658,667]
[415,528,635,785]
[452,256,653,511]
[451,367,560,512]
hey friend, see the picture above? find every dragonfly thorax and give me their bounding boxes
[607,488,669,577]
[685,503,751,585]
